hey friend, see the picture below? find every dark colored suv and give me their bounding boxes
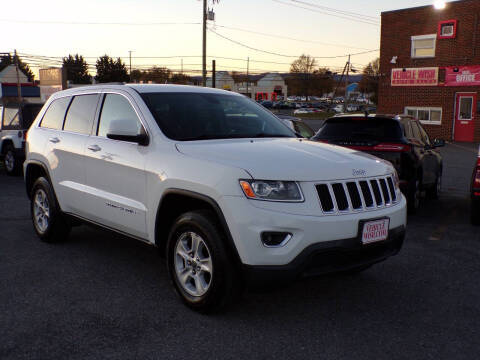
[312,114,444,213]
[471,146,480,225]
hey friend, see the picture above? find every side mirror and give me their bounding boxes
[433,138,445,148]
[106,119,149,146]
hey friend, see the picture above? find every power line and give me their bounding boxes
[0,19,201,26]
[288,0,379,21]
[208,28,379,58]
[272,0,379,26]
[213,24,373,50]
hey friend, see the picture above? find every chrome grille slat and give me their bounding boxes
[315,175,399,215]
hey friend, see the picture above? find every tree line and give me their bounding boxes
[0,53,380,103]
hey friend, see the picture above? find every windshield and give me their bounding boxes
[141,92,295,141]
[313,118,403,141]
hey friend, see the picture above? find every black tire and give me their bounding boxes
[3,144,21,176]
[407,178,421,214]
[30,177,71,243]
[427,171,441,200]
[471,199,480,226]
[166,210,238,313]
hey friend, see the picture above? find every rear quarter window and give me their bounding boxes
[315,118,403,141]
[63,94,99,135]
[40,97,71,130]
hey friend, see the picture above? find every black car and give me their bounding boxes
[471,146,480,225]
[312,114,444,213]
[276,115,316,138]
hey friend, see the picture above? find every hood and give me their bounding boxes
[176,138,394,181]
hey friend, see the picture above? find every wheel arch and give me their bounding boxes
[24,160,52,199]
[0,138,14,154]
[155,189,242,267]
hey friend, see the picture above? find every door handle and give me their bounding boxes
[87,144,102,152]
[49,137,60,144]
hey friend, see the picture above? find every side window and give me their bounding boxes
[40,97,71,130]
[3,107,20,129]
[98,94,143,137]
[418,123,431,146]
[294,122,314,138]
[410,121,423,144]
[64,94,99,135]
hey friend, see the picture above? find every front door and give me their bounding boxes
[454,93,476,142]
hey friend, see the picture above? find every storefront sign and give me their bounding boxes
[445,66,480,86]
[391,67,438,86]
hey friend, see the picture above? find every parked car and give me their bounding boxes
[25,84,407,312]
[471,145,480,225]
[312,114,444,213]
[276,115,316,138]
[260,100,273,109]
[1,102,43,175]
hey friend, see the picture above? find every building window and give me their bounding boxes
[405,107,442,125]
[438,20,457,39]
[411,34,436,58]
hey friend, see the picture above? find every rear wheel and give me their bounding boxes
[407,178,421,214]
[471,198,480,226]
[166,210,239,313]
[3,144,21,176]
[30,177,71,242]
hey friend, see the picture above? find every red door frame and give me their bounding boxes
[454,92,477,142]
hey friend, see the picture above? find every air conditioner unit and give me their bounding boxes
[441,25,454,36]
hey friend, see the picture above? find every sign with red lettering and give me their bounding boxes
[445,66,480,86]
[391,67,438,86]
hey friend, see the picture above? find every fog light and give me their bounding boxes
[261,232,292,247]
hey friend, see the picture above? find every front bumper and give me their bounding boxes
[242,225,405,287]
[220,194,407,266]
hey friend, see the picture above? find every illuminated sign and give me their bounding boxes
[391,67,438,86]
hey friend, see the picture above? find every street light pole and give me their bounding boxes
[202,0,207,87]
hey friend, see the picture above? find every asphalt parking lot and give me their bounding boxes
[1,143,480,360]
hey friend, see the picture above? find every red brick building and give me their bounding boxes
[378,0,480,142]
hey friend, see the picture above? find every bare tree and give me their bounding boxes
[359,57,380,104]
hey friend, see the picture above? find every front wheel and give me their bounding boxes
[427,172,441,200]
[166,210,238,313]
[30,177,71,242]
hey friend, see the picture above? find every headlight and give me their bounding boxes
[392,171,400,191]
[239,179,303,202]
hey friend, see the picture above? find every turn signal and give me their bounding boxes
[240,181,256,198]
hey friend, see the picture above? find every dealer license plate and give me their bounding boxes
[361,218,389,244]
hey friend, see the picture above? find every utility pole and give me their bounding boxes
[202,0,207,87]
[246,57,250,98]
[14,50,22,104]
[344,54,351,112]
[212,60,216,88]
[129,51,133,82]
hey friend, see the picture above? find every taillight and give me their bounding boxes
[373,143,411,152]
[318,139,330,144]
[474,168,480,188]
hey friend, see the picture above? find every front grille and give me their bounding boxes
[315,175,399,214]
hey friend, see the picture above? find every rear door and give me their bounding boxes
[409,120,435,185]
[83,92,148,239]
[41,94,100,215]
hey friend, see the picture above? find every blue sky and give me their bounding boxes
[1,0,443,77]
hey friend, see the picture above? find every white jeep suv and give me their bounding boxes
[24,84,407,312]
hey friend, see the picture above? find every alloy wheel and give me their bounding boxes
[33,189,50,233]
[174,231,213,297]
[4,151,14,172]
